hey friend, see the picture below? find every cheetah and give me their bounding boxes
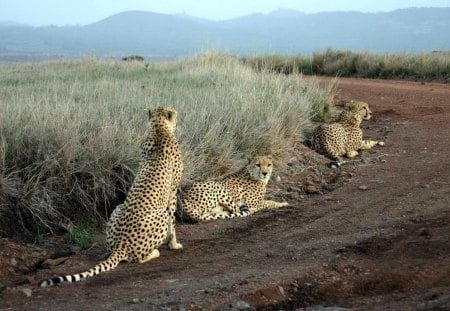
[337,100,372,121]
[311,112,385,167]
[39,106,183,286]
[179,155,288,222]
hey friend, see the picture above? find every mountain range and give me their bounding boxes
[0,7,449,61]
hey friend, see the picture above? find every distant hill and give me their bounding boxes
[0,7,449,61]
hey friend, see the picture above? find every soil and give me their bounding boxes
[1,77,449,311]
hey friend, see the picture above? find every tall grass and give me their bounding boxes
[243,49,450,82]
[0,53,332,238]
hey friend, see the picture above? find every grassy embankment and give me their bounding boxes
[0,53,332,241]
[243,49,450,82]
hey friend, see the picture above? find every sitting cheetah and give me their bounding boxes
[311,112,385,167]
[39,106,183,286]
[337,100,372,121]
[179,155,288,222]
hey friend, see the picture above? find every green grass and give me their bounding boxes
[242,49,450,82]
[67,220,97,249]
[0,52,332,238]
[36,227,47,245]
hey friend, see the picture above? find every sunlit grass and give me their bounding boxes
[0,53,332,237]
[243,49,450,81]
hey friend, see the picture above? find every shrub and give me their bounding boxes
[0,53,332,238]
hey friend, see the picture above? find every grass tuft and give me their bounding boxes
[242,49,450,82]
[0,53,332,238]
[67,220,97,249]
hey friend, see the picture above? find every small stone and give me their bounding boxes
[287,186,301,193]
[421,184,431,189]
[306,306,351,311]
[20,287,32,297]
[41,257,69,269]
[275,176,281,182]
[305,185,320,194]
[369,179,384,184]
[130,298,140,304]
[287,192,300,200]
[69,245,82,253]
[278,285,285,296]
[230,300,252,310]
[418,227,430,237]
[358,185,369,190]
[10,258,18,266]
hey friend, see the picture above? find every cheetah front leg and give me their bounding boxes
[247,199,289,212]
[218,189,242,213]
[166,189,183,250]
[200,205,250,221]
[360,139,385,149]
[262,200,289,209]
[200,210,232,221]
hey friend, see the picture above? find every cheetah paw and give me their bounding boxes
[169,241,183,250]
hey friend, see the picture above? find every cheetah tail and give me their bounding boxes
[38,249,126,287]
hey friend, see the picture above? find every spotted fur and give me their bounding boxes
[179,156,288,222]
[39,106,183,287]
[311,112,385,167]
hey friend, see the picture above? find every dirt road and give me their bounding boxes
[1,77,449,310]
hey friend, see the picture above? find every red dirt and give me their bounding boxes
[1,77,449,311]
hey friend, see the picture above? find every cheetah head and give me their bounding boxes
[247,155,273,184]
[148,106,178,133]
[347,100,372,120]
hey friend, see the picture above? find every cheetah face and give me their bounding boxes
[349,100,372,120]
[148,106,178,133]
[247,155,273,184]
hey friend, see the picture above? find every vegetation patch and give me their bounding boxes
[67,220,97,249]
[0,53,332,239]
[242,49,450,82]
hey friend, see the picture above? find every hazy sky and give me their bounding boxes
[1,0,449,26]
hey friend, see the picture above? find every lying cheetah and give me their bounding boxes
[337,100,372,121]
[179,155,288,222]
[39,106,183,286]
[311,112,385,167]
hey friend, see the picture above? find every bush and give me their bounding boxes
[0,53,332,238]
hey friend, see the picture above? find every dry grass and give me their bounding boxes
[0,53,332,238]
[243,49,450,82]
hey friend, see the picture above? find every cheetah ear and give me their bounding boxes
[267,155,273,160]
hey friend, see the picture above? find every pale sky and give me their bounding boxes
[1,0,449,26]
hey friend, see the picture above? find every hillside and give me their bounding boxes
[0,7,449,60]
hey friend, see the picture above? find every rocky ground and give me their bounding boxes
[1,77,449,310]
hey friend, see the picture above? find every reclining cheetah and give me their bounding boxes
[311,112,385,167]
[337,100,372,121]
[39,106,183,286]
[179,155,288,222]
